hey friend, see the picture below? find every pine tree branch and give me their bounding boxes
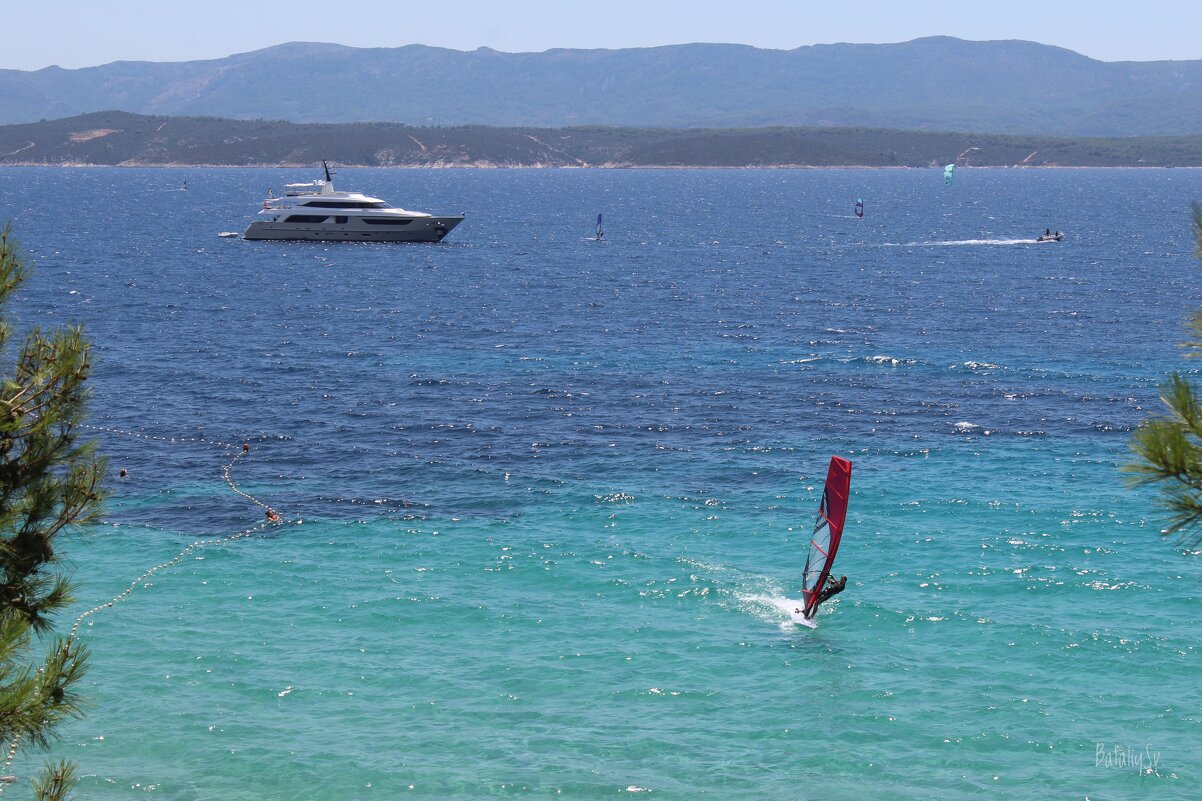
[33,759,76,801]
[0,226,105,772]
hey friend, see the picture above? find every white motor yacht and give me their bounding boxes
[242,162,463,242]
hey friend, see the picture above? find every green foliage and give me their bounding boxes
[5,111,1202,167]
[1128,205,1202,546]
[1194,202,1202,261]
[0,226,105,798]
[32,760,75,801]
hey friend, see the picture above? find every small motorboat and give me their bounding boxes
[1036,230,1064,242]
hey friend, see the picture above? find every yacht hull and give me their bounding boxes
[243,216,463,243]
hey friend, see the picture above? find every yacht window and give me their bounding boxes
[284,215,329,223]
[362,218,413,226]
[302,201,388,209]
[335,216,348,224]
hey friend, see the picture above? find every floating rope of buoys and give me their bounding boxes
[222,445,282,523]
[68,516,273,642]
[80,424,240,451]
[0,431,283,792]
[0,739,18,796]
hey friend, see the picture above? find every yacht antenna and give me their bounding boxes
[322,160,336,182]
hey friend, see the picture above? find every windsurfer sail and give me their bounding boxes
[596,213,604,241]
[854,199,864,218]
[944,164,955,186]
[799,456,853,620]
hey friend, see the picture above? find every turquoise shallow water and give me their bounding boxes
[1,166,1201,799]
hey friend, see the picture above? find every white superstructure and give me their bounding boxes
[242,162,463,242]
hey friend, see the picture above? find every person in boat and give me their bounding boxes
[1045,228,1051,237]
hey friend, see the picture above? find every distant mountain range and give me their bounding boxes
[3,38,1202,136]
[3,111,1201,168]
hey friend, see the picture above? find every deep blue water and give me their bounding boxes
[1,166,1201,799]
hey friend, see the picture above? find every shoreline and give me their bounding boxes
[0,162,1195,170]
[7,112,1202,170]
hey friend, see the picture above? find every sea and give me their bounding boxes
[0,166,1199,800]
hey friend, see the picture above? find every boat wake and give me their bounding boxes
[885,238,1043,247]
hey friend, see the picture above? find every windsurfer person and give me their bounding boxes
[795,575,848,617]
[817,575,847,606]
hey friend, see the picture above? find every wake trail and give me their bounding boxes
[735,592,818,630]
[882,238,1046,247]
[677,557,818,631]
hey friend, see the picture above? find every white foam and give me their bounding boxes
[863,355,916,366]
[887,238,1041,247]
[787,607,819,629]
[737,593,817,630]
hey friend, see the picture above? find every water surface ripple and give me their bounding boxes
[1,167,1200,799]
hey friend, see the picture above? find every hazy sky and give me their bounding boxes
[4,0,1200,70]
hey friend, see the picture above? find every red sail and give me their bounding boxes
[800,456,852,619]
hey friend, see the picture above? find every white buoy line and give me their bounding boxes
[0,426,285,791]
